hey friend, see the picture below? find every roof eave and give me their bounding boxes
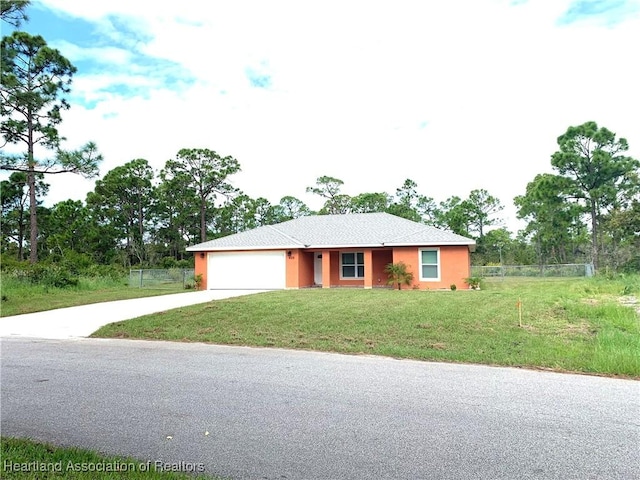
[187,241,477,252]
[384,241,477,252]
[186,244,303,252]
[304,243,383,249]
[383,241,475,246]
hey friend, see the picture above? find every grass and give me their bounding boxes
[0,276,190,317]
[92,276,640,378]
[0,437,217,479]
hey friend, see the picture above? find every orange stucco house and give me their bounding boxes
[186,212,475,290]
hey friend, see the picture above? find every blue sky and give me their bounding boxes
[3,0,640,233]
[558,0,639,24]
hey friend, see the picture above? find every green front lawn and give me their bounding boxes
[0,276,189,317]
[93,277,640,378]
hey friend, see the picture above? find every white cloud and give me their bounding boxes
[48,40,133,65]
[7,0,639,234]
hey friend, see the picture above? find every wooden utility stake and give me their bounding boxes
[517,298,522,327]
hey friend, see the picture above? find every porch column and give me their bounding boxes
[322,250,331,288]
[363,249,373,289]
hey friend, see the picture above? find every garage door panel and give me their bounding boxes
[208,251,285,289]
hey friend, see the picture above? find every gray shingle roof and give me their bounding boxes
[187,213,475,251]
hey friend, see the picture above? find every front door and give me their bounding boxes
[314,253,323,286]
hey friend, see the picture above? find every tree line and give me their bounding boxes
[1,1,639,273]
[0,151,507,267]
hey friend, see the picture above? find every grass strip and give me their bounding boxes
[0,276,188,317]
[0,437,219,479]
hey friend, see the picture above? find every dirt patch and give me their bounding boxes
[563,322,595,336]
[197,327,215,335]
[619,296,640,316]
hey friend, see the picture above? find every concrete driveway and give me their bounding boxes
[0,290,265,339]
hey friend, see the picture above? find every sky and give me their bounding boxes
[2,0,640,234]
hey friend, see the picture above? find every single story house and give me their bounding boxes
[186,212,476,290]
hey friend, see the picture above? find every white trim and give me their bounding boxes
[419,248,441,282]
[383,241,475,247]
[189,242,475,252]
[340,251,365,280]
[187,244,301,252]
[314,252,323,286]
[305,243,382,249]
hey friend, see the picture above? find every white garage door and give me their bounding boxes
[207,251,286,289]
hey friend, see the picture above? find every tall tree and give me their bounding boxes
[387,179,438,223]
[474,227,513,266]
[43,199,93,257]
[252,197,277,226]
[306,175,352,214]
[215,195,255,236]
[551,122,639,270]
[86,159,154,266]
[153,165,199,260]
[0,32,101,262]
[1,0,29,27]
[0,171,47,260]
[165,148,240,242]
[271,196,311,222]
[436,196,472,236]
[350,192,391,213]
[515,173,586,265]
[599,199,640,271]
[464,188,504,238]
[215,195,279,236]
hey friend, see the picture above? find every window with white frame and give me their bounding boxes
[420,249,440,280]
[341,252,364,278]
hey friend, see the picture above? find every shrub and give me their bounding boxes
[194,274,204,290]
[384,262,414,290]
[465,276,482,290]
[176,259,193,269]
[160,256,178,269]
[24,264,79,288]
[621,256,640,274]
[83,264,127,280]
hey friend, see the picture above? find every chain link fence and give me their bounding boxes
[471,264,594,278]
[129,269,196,289]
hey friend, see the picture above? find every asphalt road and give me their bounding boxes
[1,338,638,480]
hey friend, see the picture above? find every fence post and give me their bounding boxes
[139,269,143,288]
[586,264,594,277]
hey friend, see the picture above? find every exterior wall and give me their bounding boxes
[392,246,471,290]
[286,249,315,288]
[194,245,469,290]
[372,249,393,288]
[324,248,392,288]
[285,249,298,288]
[330,249,364,287]
[194,253,208,290]
[298,250,315,287]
